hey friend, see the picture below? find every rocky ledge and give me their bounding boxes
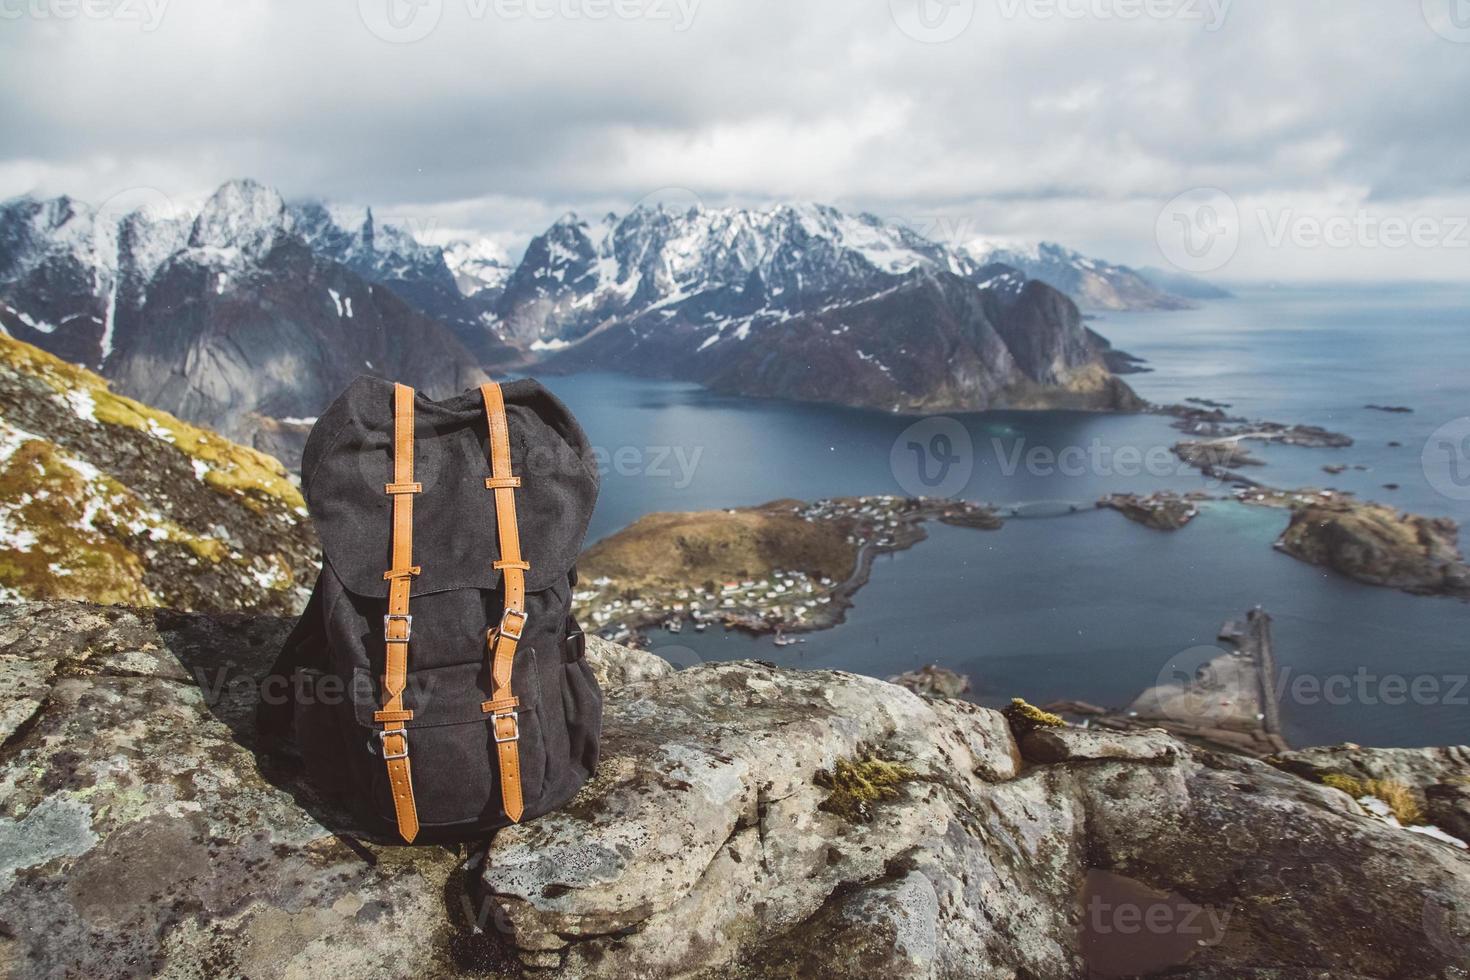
[2,600,1468,978]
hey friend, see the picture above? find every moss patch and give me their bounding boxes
[0,430,240,605]
[0,332,302,509]
[1003,697,1065,738]
[815,757,916,824]
[0,436,155,605]
[1322,773,1426,825]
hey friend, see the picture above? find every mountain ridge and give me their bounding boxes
[0,181,1171,449]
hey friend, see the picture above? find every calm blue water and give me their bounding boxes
[541,284,1470,748]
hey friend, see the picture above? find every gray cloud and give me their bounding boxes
[2,0,1467,279]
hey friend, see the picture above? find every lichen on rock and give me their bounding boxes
[815,757,918,824]
[1002,696,1065,738]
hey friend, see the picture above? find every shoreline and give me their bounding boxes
[1047,608,1291,759]
[577,496,1001,645]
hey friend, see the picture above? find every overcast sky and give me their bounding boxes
[3,0,1468,280]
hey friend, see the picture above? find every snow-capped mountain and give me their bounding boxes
[0,195,189,369]
[443,238,513,298]
[286,201,512,361]
[0,180,489,461]
[962,240,1194,312]
[497,204,1141,412]
[494,203,979,347]
[1,180,1155,436]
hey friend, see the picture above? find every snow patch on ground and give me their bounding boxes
[146,418,176,444]
[1358,795,1468,849]
[63,388,97,423]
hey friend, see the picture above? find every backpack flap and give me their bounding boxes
[301,376,599,598]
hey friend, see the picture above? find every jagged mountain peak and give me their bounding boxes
[188,178,288,259]
[442,238,511,297]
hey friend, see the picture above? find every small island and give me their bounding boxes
[1275,498,1470,598]
[576,496,1001,642]
[1097,491,1204,531]
[1231,487,1470,598]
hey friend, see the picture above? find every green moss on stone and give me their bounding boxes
[0,437,155,605]
[1003,697,1065,738]
[815,757,916,823]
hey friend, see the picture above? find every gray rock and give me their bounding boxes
[4,600,1469,979]
[584,633,674,688]
[0,600,655,979]
[1274,744,1470,789]
[886,663,971,699]
[0,601,487,979]
[1020,726,1181,764]
[1428,783,1470,844]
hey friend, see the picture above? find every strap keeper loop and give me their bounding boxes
[384,482,423,495]
[383,566,422,581]
[493,559,531,571]
[374,708,414,723]
[481,695,520,714]
[484,476,522,489]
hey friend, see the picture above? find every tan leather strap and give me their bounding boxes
[479,381,527,823]
[374,382,420,843]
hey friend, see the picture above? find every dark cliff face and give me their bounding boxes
[545,268,1140,412]
[107,236,488,454]
[0,196,110,367]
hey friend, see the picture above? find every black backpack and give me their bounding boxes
[259,377,602,842]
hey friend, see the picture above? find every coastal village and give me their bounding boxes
[575,495,1000,644]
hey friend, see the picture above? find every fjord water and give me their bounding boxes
[544,283,1470,748]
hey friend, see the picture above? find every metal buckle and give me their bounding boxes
[497,608,527,642]
[378,727,409,760]
[383,614,413,642]
[492,711,520,743]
